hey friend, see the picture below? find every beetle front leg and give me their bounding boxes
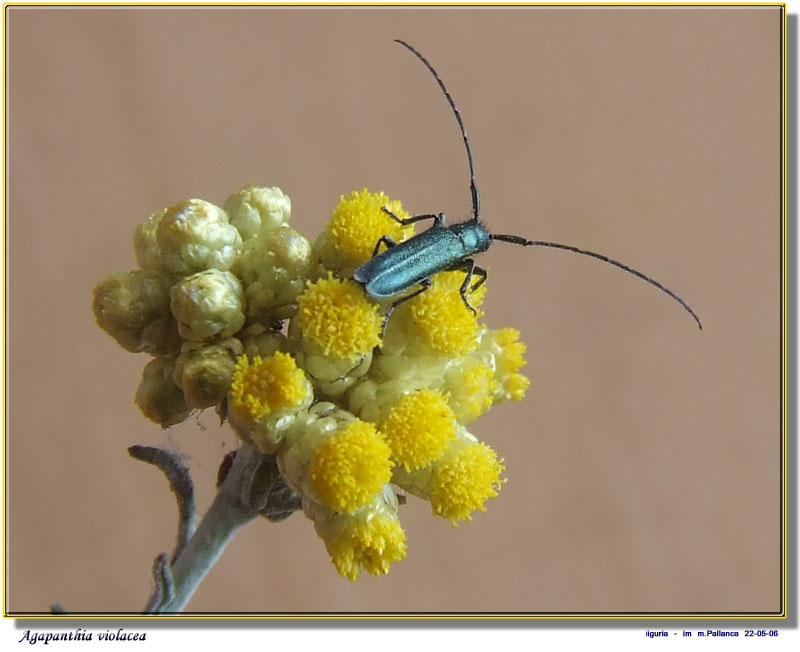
[381,206,445,228]
[453,258,488,316]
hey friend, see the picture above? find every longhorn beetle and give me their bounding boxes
[352,40,702,332]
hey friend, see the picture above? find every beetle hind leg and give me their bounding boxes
[380,278,432,337]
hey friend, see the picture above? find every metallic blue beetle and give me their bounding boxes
[353,40,701,332]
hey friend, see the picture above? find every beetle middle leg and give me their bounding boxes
[451,258,487,316]
[371,235,398,258]
[380,278,432,336]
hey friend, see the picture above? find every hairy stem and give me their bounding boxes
[128,446,196,562]
[144,445,261,613]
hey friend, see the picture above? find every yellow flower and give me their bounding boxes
[403,271,486,355]
[327,188,413,269]
[295,274,382,359]
[328,513,406,581]
[308,488,407,581]
[229,352,310,420]
[310,420,393,514]
[428,437,505,525]
[380,389,456,471]
[95,183,536,580]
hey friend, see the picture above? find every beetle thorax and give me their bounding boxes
[450,220,491,255]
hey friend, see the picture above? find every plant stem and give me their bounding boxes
[144,445,260,613]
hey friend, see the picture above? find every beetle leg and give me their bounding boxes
[381,206,445,228]
[452,258,488,316]
[371,235,398,258]
[381,278,432,336]
[469,266,488,293]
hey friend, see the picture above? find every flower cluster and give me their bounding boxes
[93,185,529,580]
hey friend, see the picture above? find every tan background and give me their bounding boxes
[6,6,781,614]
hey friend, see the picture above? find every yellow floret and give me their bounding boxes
[446,362,498,423]
[310,420,394,513]
[327,511,407,581]
[328,189,413,268]
[229,352,309,420]
[296,274,382,359]
[406,271,486,355]
[496,328,527,373]
[380,389,457,471]
[429,441,505,525]
[504,372,530,401]
[491,328,530,402]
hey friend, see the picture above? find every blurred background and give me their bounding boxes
[6,6,781,614]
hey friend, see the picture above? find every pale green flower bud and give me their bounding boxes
[239,324,289,359]
[157,199,242,276]
[345,377,411,425]
[224,185,291,240]
[93,270,180,354]
[310,229,345,277]
[300,346,373,398]
[135,356,191,427]
[368,344,456,388]
[170,269,245,342]
[362,339,461,420]
[133,208,166,272]
[173,339,242,408]
[235,227,311,321]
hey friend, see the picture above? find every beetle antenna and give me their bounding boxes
[491,233,702,329]
[394,39,480,222]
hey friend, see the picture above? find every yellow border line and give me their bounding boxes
[0,2,792,7]
[781,0,788,624]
